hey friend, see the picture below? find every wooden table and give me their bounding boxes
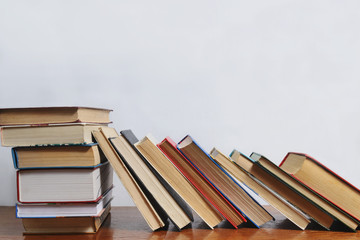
[0,206,359,240]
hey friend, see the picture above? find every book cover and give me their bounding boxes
[279,152,360,223]
[92,129,166,231]
[232,151,334,230]
[16,161,113,203]
[120,130,194,224]
[0,106,112,126]
[177,136,274,228]
[11,144,104,170]
[177,135,249,228]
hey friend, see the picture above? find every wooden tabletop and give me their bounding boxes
[0,206,359,240]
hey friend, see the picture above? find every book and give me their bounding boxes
[279,152,360,225]
[22,203,111,234]
[92,128,166,231]
[17,161,113,203]
[131,135,223,229]
[1,124,118,147]
[17,189,113,218]
[110,135,200,230]
[252,152,359,231]
[12,144,106,169]
[230,150,334,230]
[158,137,246,228]
[120,130,195,230]
[0,106,112,126]
[210,148,310,230]
[177,135,273,228]
[133,135,197,230]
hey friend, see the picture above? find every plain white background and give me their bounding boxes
[1,1,360,206]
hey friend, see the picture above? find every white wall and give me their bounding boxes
[1,0,360,206]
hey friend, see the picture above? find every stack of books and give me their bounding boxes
[1,106,360,233]
[0,107,117,234]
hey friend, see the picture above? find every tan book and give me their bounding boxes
[22,203,111,234]
[177,135,273,228]
[132,135,222,229]
[210,148,310,230]
[278,152,360,229]
[13,145,105,169]
[1,124,118,147]
[230,150,335,230]
[134,135,196,230]
[92,129,166,231]
[0,106,111,126]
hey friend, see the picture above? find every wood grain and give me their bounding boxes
[0,206,359,240]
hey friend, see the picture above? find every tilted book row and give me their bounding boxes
[2,123,360,232]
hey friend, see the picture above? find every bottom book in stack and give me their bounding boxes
[13,145,114,234]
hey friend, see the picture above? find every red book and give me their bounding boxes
[157,137,246,228]
[279,152,360,223]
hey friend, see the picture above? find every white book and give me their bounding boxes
[17,189,113,218]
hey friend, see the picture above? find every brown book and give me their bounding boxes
[0,106,111,126]
[230,150,335,230]
[177,135,273,228]
[22,203,111,234]
[92,129,166,231]
[134,135,223,229]
[1,124,118,147]
[13,145,106,169]
[279,152,360,228]
[210,148,310,230]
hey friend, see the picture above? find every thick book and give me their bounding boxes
[1,124,118,147]
[121,130,194,230]
[12,144,106,169]
[177,135,273,228]
[159,137,245,228]
[134,135,222,229]
[17,189,113,218]
[230,150,334,230]
[17,161,113,203]
[279,152,360,225]
[252,152,358,231]
[92,129,166,231]
[0,106,112,126]
[22,203,111,234]
[132,135,193,229]
[110,135,200,230]
[210,148,310,230]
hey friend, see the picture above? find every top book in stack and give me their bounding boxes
[0,106,112,126]
[0,107,115,147]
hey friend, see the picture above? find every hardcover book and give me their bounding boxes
[159,137,243,228]
[252,152,358,231]
[92,129,166,231]
[12,144,106,169]
[121,130,194,230]
[22,203,111,234]
[279,152,360,225]
[0,106,112,126]
[230,150,334,230]
[17,189,113,218]
[177,135,273,228]
[210,148,310,230]
[134,134,223,229]
[1,124,118,147]
[17,162,113,203]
